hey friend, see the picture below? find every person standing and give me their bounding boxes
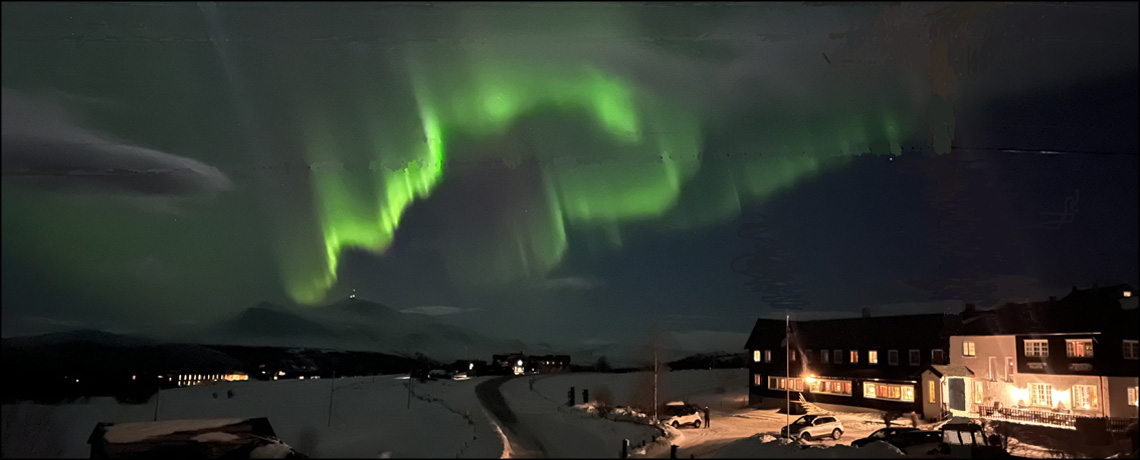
[703,406,710,429]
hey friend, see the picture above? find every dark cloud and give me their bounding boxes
[1,88,232,197]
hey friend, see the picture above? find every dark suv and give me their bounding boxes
[851,427,941,453]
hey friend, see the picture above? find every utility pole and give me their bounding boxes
[407,374,413,410]
[653,345,659,424]
[327,370,335,427]
[152,383,161,422]
[785,314,790,437]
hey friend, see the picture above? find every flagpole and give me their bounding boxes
[786,313,790,438]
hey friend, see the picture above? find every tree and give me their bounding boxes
[595,356,611,372]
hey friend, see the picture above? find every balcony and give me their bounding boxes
[976,405,1133,432]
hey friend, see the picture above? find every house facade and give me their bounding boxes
[946,285,1139,420]
[745,313,958,420]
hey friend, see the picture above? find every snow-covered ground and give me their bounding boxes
[2,375,502,458]
[5,368,1104,458]
[497,376,662,458]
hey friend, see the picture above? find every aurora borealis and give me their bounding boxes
[3,2,1137,345]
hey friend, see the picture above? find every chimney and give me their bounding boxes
[861,308,871,319]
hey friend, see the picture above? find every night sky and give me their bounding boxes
[2,2,1137,347]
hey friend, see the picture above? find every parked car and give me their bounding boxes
[661,402,703,429]
[851,427,919,447]
[780,414,844,441]
[852,427,941,453]
[931,417,1010,458]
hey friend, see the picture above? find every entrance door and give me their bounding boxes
[948,378,966,411]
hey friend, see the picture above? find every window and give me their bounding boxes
[888,350,899,366]
[988,357,997,381]
[963,341,976,357]
[834,350,843,364]
[1024,340,1049,358]
[1029,383,1053,407]
[1124,340,1139,360]
[791,349,797,361]
[929,380,936,403]
[753,350,761,362]
[1066,339,1094,358]
[764,350,772,363]
[1129,387,1138,406]
[754,373,763,386]
[932,349,945,364]
[822,350,829,364]
[850,350,859,364]
[864,383,914,402]
[768,376,804,391]
[1071,385,1098,410]
[808,378,852,396]
[1006,357,1014,380]
[805,349,812,364]
[868,350,879,364]
[974,381,983,404]
[909,349,920,366]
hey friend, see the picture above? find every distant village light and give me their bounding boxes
[1124,291,1132,297]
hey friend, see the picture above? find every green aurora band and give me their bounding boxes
[282,56,914,304]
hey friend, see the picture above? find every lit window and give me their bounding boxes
[1072,385,1098,410]
[764,350,772,363]
[850,350,859,364]
[1129,387,1138,406]
[1024,340,1049,358]
[1029,383,1053,407]
[1124,340,1139,360]
[963,341,976,357]
[974,381,983,404]
[1066,339,1094,358]
[869,350,879,364]
[807,378,852,396]
[790,349,797,361]
[753,350,761,362]
[861,383,914,402]
[888,350,899,366]
[929,381,936,403]
[754,374,763,386]
[768,376,804,391]
[1006,357,1015,379]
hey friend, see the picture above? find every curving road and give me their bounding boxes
[475,376,547,458]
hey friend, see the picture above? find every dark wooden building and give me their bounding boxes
[745,313,959,417]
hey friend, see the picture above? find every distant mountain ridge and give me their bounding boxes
[5,298,753,368]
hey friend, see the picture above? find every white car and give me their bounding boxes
[661,402,704,429]
[780,414,844,442]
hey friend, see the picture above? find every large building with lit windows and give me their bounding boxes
[942,284,1138,421]
[744,312,958,419]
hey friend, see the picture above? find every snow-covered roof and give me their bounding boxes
[101,418,249,444]
[927,364,974,378]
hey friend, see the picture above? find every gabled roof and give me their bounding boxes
[790,314,955,350]
[947,290,1139,337]
[927,364,974,378]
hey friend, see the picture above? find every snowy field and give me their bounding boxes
[2,375,502,458]
[3,368,1097,458]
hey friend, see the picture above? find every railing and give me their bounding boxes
[977,405,1135,432]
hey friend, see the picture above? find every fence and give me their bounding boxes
[977,405,1135,432]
